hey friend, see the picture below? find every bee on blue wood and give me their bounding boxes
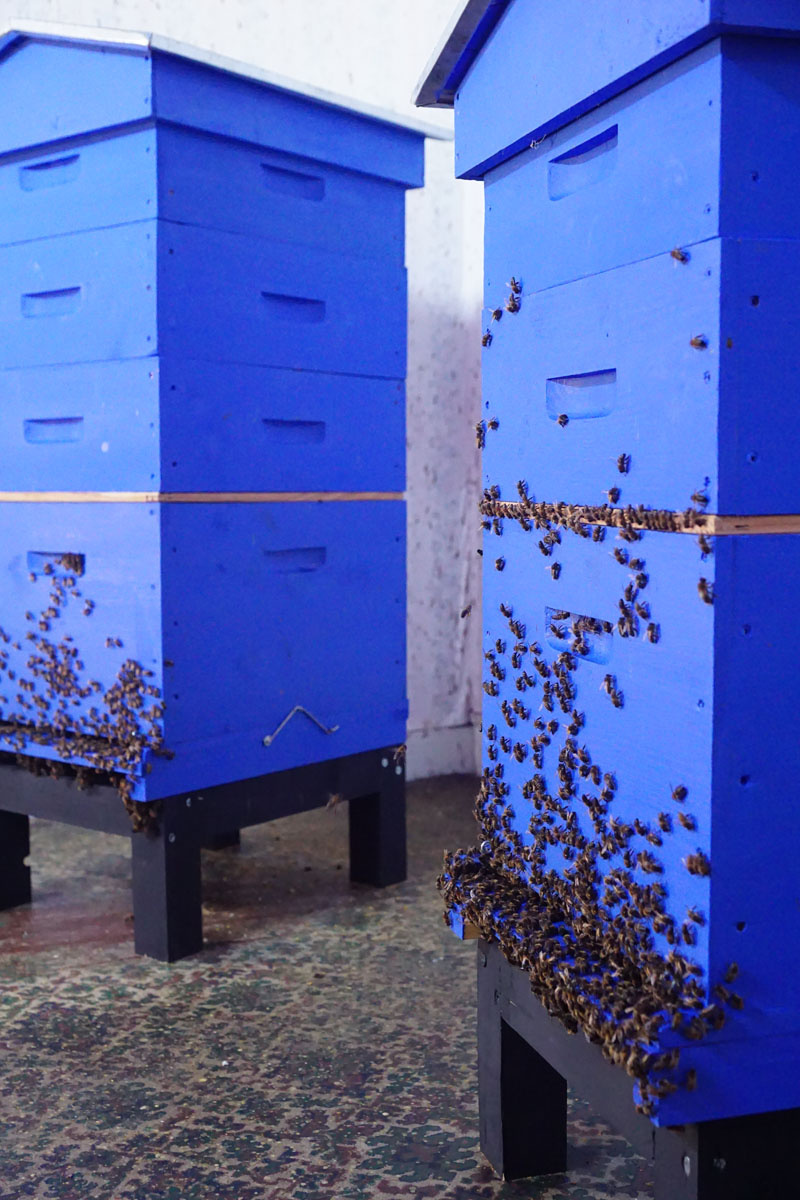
[697,578,714,604]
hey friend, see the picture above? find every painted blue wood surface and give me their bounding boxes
[156,361,405,493]
[481,239,721,514]
[158,223,407,377]
[0,359,161,491]
[157,125,407,263]
[454,2,800,178]
[0,124,406,261]
[0,38,151,159]
[482,519,800,1122]
[0,501,405,800]
[483,36,800,296]
[454,0,800,1124]
[0,221,406,377]
[0,127,156,246]
[0,38,425,189]
[482,235,800,517]
[0,359,405,493]
[0,222,158,368]
[152,51,425,188]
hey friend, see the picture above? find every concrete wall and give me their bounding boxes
[8,0,484,778]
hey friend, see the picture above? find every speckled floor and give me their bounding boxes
[0,775,653,1199]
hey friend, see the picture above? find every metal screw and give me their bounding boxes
[185,797,192,807]
[395,765,402,776]
[381,757,389,768]
[683,1155,692,1178]
[713,1158,727,1172]
[168,832,176,844]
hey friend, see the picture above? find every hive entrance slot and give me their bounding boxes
[23,417,84,444]
[548,126,618,200]
[21,287,82,318]
[546,369,617,420]
[261,419,326,445]
[19,153,80,191]
[26,550,85,576]
[260,163,325,201]
[260,292,326,323]
[545,607,611,663]
[263,546,326,573]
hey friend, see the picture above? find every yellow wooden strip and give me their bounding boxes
[0,491,405,503]
[479,499,800,536]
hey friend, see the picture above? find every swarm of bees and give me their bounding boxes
[0,556,171,831]
[458,458,733,1117]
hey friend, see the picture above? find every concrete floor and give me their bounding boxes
[0,775,653,1199]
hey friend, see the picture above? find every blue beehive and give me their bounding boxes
[418,1,800,1128]
[0,25,434,804]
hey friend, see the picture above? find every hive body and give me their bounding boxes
[441,8,800,1124]
[0,32,423,802]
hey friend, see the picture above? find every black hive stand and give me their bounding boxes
[477,938,800,1200]
[0,747,405,961]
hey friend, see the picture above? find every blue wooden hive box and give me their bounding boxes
[418,0,800,1129]
[0,24,431,806]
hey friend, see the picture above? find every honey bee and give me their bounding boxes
[690,335,708,349]
[698,534,713,558]
[504,293,521,314]
[495,557,506,571]
[500,603,512,618]
[550,562,561,580]
[490,307,503,322]
[724,962,739,983]
[481,330,493,347]
[461,605,472,619]
[685,1068,698,1092]
[678,812,697,831]
[613,547,629,565]
[671,247,690,263]
[605,487,621,504]
[475,421,486,449]
[684,850,711,876]
[488,417,499,431]
[557,414,569,428]
[672,784,688,802]
[507,277,522,295]
[697,577,714,604]
[616,453,631,474]
[646,622,660,644]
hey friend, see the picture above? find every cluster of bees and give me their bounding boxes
[444,414,739,1113]
[481,276,523,348]
[0,556,170,832]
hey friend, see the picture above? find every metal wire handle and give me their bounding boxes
[262,705,340,747]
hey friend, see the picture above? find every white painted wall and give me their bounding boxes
[4,0,485,779]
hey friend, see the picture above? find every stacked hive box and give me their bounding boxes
[418,1,800,1129]
[0,27,429,805]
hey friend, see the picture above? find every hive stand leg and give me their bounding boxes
[0,811,32,910]
[203,830,241,851]
[654,1106,800,1200]
[348,755,406,887]
[130,814,202,962]
[478,941,567,1180]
